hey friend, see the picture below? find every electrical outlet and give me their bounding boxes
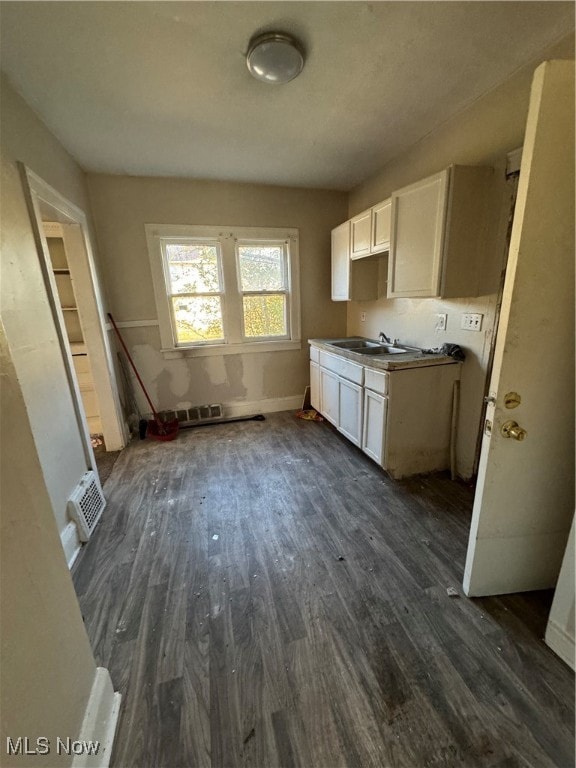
[360,312,366,322]
[435,313,447,331]
[461,313,483,331]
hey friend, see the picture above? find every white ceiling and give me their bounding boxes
[1,2,573,190]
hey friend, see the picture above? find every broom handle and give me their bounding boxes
[107,313,159,420]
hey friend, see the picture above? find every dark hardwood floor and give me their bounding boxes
[73,411,575,768]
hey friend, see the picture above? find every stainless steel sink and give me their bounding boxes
[326,337,418,356]
[330,339,381,349]
[352,345,408,355]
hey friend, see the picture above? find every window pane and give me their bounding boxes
[172,296,224,343]
[243,294,286,338]
[166,243,221,293]
[238,245,285,291]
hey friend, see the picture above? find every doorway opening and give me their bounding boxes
[20,165,127,487]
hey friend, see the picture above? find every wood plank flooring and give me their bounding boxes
[73,411,575,768]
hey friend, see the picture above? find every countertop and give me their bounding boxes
[308,338,459,371]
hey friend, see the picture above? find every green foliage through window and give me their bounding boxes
[243,294,286,338]
[172,296,224,343]
[238,246,284,291]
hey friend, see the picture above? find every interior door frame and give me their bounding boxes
[19,164,128,457]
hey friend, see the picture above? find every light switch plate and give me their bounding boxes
[360,312,366,321]
[461,313,483,331]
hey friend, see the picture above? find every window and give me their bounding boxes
[237,242,289,339]
[163,239,225,344]
[146,225,300,357]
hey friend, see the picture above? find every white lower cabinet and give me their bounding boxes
[362,389,387,464]
[338,378,363,447]
[318,361,363,446]
[310,343,461,479]
[319,367,339,426]
[310,361,320,412]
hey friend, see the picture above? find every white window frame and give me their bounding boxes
[160,236,226,345]
[146,224,301,358]
[236,238,291,342]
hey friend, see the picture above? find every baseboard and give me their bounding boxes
[223,395,303,418]
[61,521,82,569]
[72,668,121,768]
[545,620,575,671]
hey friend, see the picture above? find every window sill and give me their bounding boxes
[161,340,302,359]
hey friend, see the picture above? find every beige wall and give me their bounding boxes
[0,322,97,767]
[1,72,92,216]
[346,33,575,478]
[0,76,105,765]
[86,174,347,414]
[1,74,96,535]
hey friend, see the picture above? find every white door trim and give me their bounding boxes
[19,164,128,453]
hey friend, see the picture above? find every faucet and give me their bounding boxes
[379,331,400,346]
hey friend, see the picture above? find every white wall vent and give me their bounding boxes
[67,471,106,542]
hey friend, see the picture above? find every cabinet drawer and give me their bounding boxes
[319,351,364,385]
[364,367,388,396]
[310,346,320,363]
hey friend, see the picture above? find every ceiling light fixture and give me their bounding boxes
[246,32,305,85]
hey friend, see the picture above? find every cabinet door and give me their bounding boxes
[331,222,351,301]
[320,368,339,426]
[310,361,320,412]
[371,199,391,254]
[362,389,387,465]
[338,378,363,447]
[388,169,449,298]
[350,210,372,259]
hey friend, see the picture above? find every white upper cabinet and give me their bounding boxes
[350,209,372,259]
[331,221,352,301]
[350,198,392,260]
[331,220,379,302]
[388,165,496,299]
[371,198,392,254]
[388,169,449,298]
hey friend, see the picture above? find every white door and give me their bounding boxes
[464,61,574,596]
[388,169,448,298]
[331,221,351,301]
[350,209,371,259]
[362,389,387,464]
[371,199,391,254]
[338,378,363,447]
[320,368,339,426]
[310,361,320,412]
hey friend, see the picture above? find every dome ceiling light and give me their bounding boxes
[246,32,305,85]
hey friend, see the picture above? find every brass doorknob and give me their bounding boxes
[501,420,527,441]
